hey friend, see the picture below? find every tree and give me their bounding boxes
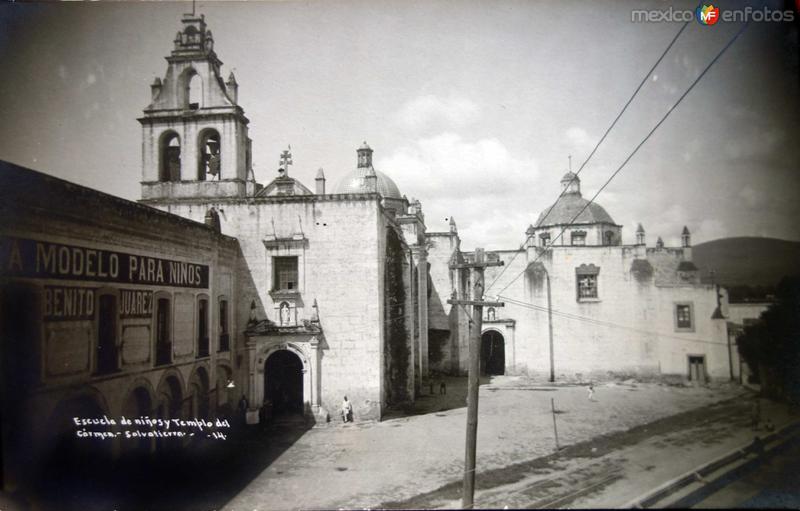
[737,276,800,402]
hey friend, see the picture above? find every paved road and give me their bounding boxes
[688,436,800,509]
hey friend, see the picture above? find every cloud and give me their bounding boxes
[564,126,596,153]
[394,95,479,132]
[378,133,541,249]
[379,132,538,201]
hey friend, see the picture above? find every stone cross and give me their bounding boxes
[279,146,293,172]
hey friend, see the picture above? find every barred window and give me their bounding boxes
[273,257,298,291]
[577,274,597,299]
[675,303,694,331]
[576,264,600,301]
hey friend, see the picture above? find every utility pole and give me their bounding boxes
[546,270,555,383]
[448,248,504,509]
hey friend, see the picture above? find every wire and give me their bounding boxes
[485,20,690,294]
[494,21,750,298]
[498,295,728,347]
[534,20,690,231]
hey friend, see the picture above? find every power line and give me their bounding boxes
[485,20,690,294]
[494,21,750,298]
[534,21,691,231]
[498,295,728,347]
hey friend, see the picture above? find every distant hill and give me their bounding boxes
[692,237,800,300]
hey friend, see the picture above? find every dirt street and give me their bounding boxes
[225,376,757,510]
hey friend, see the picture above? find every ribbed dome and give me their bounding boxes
[535,194,615,227]
[334,167,402,199]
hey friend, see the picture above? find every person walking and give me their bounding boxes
[587,383,595,401]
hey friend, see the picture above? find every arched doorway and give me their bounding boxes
[122,386,153,454]
[189,367,210,420]
[481,330,505,375]
[156,374,183,451]
[264,350,303,416]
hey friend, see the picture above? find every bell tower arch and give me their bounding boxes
[139,12,258,200]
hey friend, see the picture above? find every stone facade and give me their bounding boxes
[477,173,731,382]
[136,14,438,423]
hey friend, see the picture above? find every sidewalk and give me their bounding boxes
[224,376,757,510]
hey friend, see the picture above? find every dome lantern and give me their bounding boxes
[560,172,580,195]
[357,141,373,169]
[333,142,402,199]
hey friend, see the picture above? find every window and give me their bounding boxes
[187,72,202,110]
[273,257,298,292]
[539,233,550,247]
[197,297,209,358]
[218,298,229,352]
[577,274,597,299]
[604,231,615,246]
[675,303,694,331]
[155,297,172,366]
[198,130,221,181]
[160,132,181,182]
[571,231,586,246]
[576,264,600,301]
[96,294,119,375]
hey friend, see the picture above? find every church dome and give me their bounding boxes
[334,167,402,198]
[535,171,615,227]
[333,141,403,199]
[534,195,616,227]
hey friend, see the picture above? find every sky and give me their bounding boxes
[0,0,798,250]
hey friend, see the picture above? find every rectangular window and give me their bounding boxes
[577,274,597,299]
[675,303,694,331]
[198,298,209,358]
[155,298,171,366]
[96,294,118,374]
[218,299,229,352]
[540,234,550,247]
[273,257,298,291]
[571,232,586,246]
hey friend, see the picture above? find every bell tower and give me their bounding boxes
[139,12,257,201]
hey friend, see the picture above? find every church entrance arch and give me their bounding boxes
[481,330,505,376]
[264,349,304,416]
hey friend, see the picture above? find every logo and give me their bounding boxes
[696,4,720,25]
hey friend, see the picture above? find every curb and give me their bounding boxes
[623,419,800,508]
